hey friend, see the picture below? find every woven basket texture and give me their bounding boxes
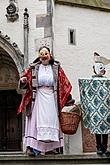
[60,104,81,135]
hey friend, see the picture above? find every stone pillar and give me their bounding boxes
[63,135,70,155]
[23,8,29,69]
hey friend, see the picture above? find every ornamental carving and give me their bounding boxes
[6,0,19,22]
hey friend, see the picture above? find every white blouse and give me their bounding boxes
[38,64,54,87]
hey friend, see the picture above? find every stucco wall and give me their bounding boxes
[53,3,110,101]
[53,3,110,154]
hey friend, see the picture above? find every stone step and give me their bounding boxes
[0,152,109,165]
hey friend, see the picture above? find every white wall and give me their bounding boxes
[53,4,110,154]
[54,4,110,102]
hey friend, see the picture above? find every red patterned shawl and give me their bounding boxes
[18,65,72,114]
[17,66,32,114]
[58,66,72,110]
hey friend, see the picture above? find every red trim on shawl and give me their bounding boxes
[17,66,32,114]
[59,66,72,110]
[18,65,72,114]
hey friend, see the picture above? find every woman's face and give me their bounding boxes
[39,48,51,64]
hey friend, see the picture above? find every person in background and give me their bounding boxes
[18,46,75,156]
[93,52,110,155]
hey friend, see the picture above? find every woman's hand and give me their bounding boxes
[20,77,27,83]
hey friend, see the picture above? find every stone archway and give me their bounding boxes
[0,51,19,89]
[0,31,24,75]
[0,32,24,151]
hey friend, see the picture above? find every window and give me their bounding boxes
[68,29,76,45]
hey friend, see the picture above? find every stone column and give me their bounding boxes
[63,135,70,155]
[23,8,29,69]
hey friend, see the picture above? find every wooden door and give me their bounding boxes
[0,90,22,151]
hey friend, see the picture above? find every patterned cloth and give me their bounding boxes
[78,78,110,134]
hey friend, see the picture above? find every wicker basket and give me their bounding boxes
[59,104,81,135]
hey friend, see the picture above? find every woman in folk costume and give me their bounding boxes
[93,52,110,155]
[18,46,75,156]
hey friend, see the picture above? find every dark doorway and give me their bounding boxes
[0,90,22,151]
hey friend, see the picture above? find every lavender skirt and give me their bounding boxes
[24,87,64,152]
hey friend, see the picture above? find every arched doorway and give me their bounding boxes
[0,90,22,151]
[0,45,23,151]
